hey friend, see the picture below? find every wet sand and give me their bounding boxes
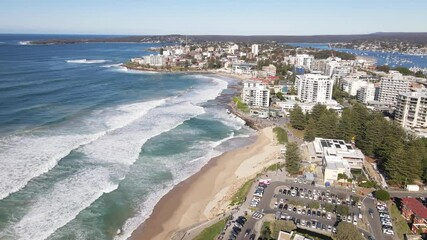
[130,127,280,240]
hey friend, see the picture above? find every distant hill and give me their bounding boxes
[29,32,427,45]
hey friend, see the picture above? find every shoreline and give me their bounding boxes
[121,64,253,81]
[130,127,281,240]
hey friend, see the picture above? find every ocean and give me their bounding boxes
[0,34,254,240]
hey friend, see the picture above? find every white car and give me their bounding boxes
[279,198,284,204]
[327,225,332,232]
[327,213,331,220]
[347,215,352,223]
[297,208,302,214]
[353,219,358,225]
[383,229,394,235]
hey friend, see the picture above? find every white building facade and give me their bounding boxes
[241,81,270,107]
[251,44,259,56]
[296,74,333,103]
[378,71,411,107]
[395,91,427,130]
[357,83,376,104]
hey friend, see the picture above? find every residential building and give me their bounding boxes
[241,80,270,107]
[401,197,427,234]
[341,78,368,96]
[231,63,256,75]
[228,44,239,54]
[262,64,277,77]
[395,91,427,130]
[296,74,333,103]
[142,55,167,66]
[296,54,314,70]
[251,44,259,56]
[357,83,376,103]
[378,71,411,107]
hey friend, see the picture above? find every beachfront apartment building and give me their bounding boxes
[378,71,411,107]
[142,55,167,67]
[241,80,270,107]
[251,44,259,56]
[310,138,364,184]
[357,83,376,104]
[341,78,368,96]
[395,91,427,133]
[296,74,333,104]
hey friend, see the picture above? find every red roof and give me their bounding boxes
[402,197,427,219]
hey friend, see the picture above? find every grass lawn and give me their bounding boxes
[286,123,305,139]
[230,178,254,206]
[193,218,227,240]
[388,202,411,239]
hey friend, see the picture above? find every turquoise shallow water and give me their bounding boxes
[0,34,254,240]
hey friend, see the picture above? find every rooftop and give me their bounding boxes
[402,197,427,219]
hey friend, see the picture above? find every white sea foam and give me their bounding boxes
[114,144,227,240]
[18,41,31,45]
[11,168,118,240]
[7,77,230,240]
[100,63,122,68]
[65,59,110,64]
[0,99,166,201]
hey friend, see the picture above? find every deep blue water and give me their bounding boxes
[0,34,253,240]
[288,42,427,69]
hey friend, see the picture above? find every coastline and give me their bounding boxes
[130,127,281,240]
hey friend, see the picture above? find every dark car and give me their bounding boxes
[317,211,321,217]
[316,222,322,229]
[238,216,247,222]
[249,233,256,240]
[296,218,301,225]
[293,207,297,212]
[284,204,288,210]
[244,229,251,237]
[307,209,311,216]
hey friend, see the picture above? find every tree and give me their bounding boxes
[304,118,316,142]
[285,142,301,175]
[374,189,390,201]
[334,222,364,240]
[376,65,390,73]
[276,92,285,100]
[336,205,350,216]
[310,104,328,122]
[335,108,354,142]
[316,110,339,139]
[289,105,306,130]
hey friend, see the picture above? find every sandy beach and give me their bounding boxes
[130,127,281,240]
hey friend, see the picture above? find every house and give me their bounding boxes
[401,197,427,234]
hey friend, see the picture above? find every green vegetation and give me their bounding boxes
[310,50,356,60]
[266,162,286,172]
[272,220,296,238]
[336,205,350,216]
[376,65,426,78]
[374,189,390,201]
[388,202,411,239]
[193,218,227,240]
[273,127,288,144]
[285,142,301,175]
[289,101,427,185]
[230,178,254,206]
[260,221,273,240]
[276,92,285,100]
[358,180,377,188]
[306,201,320,209]
[334,222,364,240]
[232,96,250,113]
[289,105,306,130]
[324,203,335,212]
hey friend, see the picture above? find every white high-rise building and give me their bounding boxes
[296,74,333,103]
[251,44,259,56]
[241,80,270,107]
[142,54,166,66]
[395,91,427,130]
[341,78,368,96]
[295,54,314,70]
[378,71,410,107]
[357,83,376,104]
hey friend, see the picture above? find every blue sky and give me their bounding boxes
[1,0,426,35]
